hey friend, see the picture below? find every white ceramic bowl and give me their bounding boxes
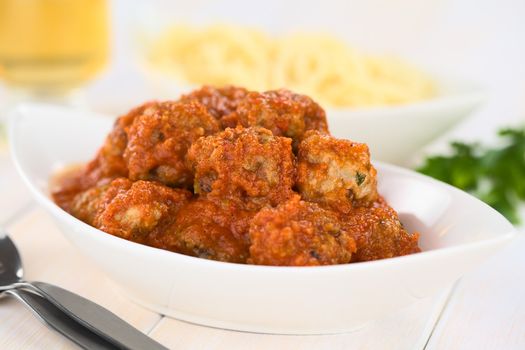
[144,72,485,166]
[9,104,517,335]
[327,75,485,165]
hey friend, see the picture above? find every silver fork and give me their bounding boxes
[0,231,167,350]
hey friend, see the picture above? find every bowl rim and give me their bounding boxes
[7,104,518,274]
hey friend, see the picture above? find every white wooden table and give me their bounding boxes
[0,138,524,350]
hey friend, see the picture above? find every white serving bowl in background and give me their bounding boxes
[141,71,485,166]
[9,104,516,335]
[327,74,485,165]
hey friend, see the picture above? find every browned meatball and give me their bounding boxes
[248,196,356,266]
[223,89,329,148]
[345,197,420,262]
[187,126,296,210]
[153,199,254,263]
[297,130,378,213]
[95,180,191,243]
[93,101,161,181]
[180,85,249,128]
[52,102,160,210]
[124,100,220,188]
[67,177,133,226]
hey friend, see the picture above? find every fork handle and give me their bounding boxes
[24,281,168,350]
[4,288,117,349]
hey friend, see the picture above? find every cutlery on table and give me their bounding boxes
[0,231,168,350]
[3,288,118,349]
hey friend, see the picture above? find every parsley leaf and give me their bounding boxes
[417,127,525,224]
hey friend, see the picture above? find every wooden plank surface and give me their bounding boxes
[425,234,525,350]
[148,290,452,350]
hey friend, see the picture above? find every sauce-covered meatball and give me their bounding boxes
[92,101,160,181]
[154,199,254,263]
[180,85,249,128]
[224,89,329,148]
[52,102,159,210]
[187,126,296,210]
[345,197,420,262]
[124,100,219,188]
[95,180,191,243]
[248,196,356,266]
[67,177,133,226]
[297,130,378,213]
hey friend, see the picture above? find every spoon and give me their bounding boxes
[0,231,168,350]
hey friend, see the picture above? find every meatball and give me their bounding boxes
[345,197,420,262]
[180,85,249,128]
[223,89,329,147]
[95,180,191,243]
[52,102,160,209]
[68,177,133,226]
[187,126,296,210]
[92,101,161,181]
[124,100,220,187]
[153,199,254,263]
[296,130,378,213]
[248,196,356,266]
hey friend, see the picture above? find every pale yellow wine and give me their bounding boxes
[0,0,109,91]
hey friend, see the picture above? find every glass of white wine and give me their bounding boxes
[0,0,109,105]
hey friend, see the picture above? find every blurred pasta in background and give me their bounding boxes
[145,24,434,107]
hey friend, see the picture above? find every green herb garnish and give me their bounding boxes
[356,172,366,186]
[417,127,525,224]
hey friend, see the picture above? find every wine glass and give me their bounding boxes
[0,0,110,107]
